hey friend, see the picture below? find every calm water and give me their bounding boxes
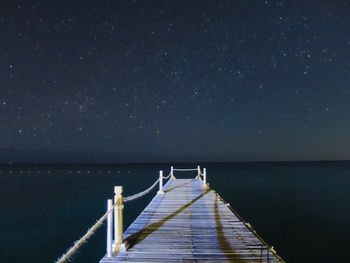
[1,162,349,263]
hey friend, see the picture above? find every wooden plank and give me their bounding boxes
[100,178,284,262]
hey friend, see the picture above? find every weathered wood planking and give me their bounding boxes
[100,178,284,262]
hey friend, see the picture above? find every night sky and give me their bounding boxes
[1,0,350,163]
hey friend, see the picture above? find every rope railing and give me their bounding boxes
[123,178,160,202]
[56,200,118,263]
[55,166,207,263]
[172,165,202,177]
[173,168,198,171]
[162,172,172,180]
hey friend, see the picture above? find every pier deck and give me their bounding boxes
[100,178,283,262]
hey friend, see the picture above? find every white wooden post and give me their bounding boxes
[158,170,164,194]
[197,165,201,175]
[107,199,113,257]
[203,168,207,185]
[170,166,176,179]
[170,166,173,179]
[114,186,124,252]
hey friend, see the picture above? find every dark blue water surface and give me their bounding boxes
[1,162,349,263]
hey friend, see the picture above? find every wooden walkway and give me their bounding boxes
[100,178,284,262]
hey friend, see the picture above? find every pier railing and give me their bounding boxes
[56,165,206,263]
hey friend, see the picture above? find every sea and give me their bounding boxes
[1,162,349,263]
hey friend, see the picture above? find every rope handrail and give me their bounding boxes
[123,178,160,202]
[162,172,172,180]
[173,168,198,171]
[56,201,118,263]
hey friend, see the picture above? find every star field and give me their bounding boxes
[1,0,350,162]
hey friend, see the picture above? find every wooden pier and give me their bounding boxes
[99,167,284,263]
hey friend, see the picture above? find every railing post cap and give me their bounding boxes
[114,186,123,194]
